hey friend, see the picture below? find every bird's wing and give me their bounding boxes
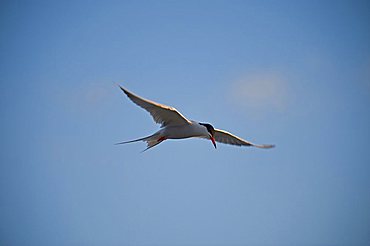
[119,86,191,127]
[214,129,275,148]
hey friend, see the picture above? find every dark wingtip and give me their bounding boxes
[117,84,132,98]
[114,141,126,145]
[262,144,275,149]
[117,84,126,92]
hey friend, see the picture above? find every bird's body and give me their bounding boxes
[159,121,209,139]
[117,85,274,151]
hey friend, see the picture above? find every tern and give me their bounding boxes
[116,85,275,152]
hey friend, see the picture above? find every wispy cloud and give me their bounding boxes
[229,72,289,113]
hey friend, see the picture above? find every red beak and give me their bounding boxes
[210,136,217,149]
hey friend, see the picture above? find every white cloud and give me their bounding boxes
[230,72,289,113]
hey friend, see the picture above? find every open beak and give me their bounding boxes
[210,136,217,149]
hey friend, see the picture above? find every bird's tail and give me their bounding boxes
[115,133,163,152]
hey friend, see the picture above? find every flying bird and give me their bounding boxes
[116,86,275,152]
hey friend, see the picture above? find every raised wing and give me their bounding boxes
[119,86,191,127]
[214,129,275,148]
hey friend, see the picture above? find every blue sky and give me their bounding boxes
[1,1,370,245]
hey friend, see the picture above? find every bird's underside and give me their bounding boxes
[117,85,275,151]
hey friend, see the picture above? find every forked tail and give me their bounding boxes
[115,133,163,152]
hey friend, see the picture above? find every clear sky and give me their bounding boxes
[1,1,370,245]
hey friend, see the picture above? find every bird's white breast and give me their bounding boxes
[161,122,209,139]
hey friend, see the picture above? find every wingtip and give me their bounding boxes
[251,143,275,149]
[114,141,126,145]
[117,84,126,92]
[262,144,275,149]
[117,84,132,98]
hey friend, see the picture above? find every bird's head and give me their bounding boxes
[199,123,217,149]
